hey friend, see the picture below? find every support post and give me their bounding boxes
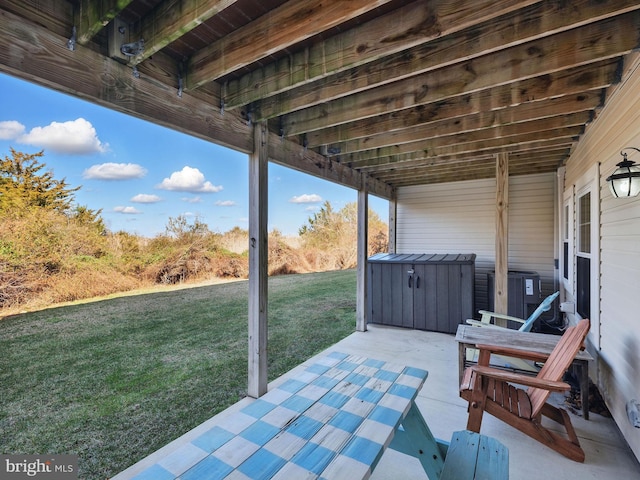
[356,180,369,332]
[494,152,509,321]
[248,121,268,398]
[388,196,397,254]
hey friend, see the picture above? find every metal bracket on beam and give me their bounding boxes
[220,82,227,115]
[108,18,143,63]
[177,66,183,97]
[121,39,144,57]
[67,26,76,51]
[244,104,255,126]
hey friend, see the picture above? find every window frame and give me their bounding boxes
[563,164,600,348]
[561,190,574,292]
[576,189,591,319]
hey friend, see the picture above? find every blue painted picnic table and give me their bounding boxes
[125,351,448,480]
[126,352,450,480]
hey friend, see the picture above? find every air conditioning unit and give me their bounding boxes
[487,271,541,320]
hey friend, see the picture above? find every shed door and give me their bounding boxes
[413,263,437,330]
[369,260,414,327]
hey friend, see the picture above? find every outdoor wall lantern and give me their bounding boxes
[606,147,640,198]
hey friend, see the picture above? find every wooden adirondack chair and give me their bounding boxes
[465,291,560,372]
[460,318,590,462]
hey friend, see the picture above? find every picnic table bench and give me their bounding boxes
[125,351,507,480]
[456,324,593,419]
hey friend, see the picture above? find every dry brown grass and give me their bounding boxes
[0,208,387,316]
[268,236,314,275]
[43,265,141,304]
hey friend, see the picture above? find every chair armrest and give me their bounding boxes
[475,343,550,363]
[465,319,508,329]
[469,365,570,392]
[477,310,527,325]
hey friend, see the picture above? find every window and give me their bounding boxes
[576,192,591,318]
[562,193,573,292]
[563,165,599,345]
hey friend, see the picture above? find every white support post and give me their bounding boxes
[248,121,268,398]
[356,180,369,332]
[494,152,509,321]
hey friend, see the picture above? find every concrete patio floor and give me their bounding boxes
[114,324,640,480]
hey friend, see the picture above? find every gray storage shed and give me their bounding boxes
[367,253,476,334]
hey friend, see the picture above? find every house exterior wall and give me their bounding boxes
[395,172,556,315]
[562,55,640,462]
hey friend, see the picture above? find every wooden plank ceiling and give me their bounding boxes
[2,0,640,199]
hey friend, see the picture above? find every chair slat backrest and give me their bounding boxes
[519,291,559,332]
[527,319,590,415]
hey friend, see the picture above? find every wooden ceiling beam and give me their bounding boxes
[224,0,542,109]
[0,6,392,200]
[0,7,250,152]
[127,0,238,65]
[357,147,571,175]
[251,0,639,119]
[4,0,637,191]
[398,128,581,160]
[360,153,498,174]
[342,112,589,163]
[380,164,502,184]
[508,149,570,162]
[305,60,617,148]
[380,164,507,181]
[347,135,578,170]
[186,0,394,90]
[76,0,134,44]
[266,132,393,200]
[378,150,566,176]
[377,158,565,186]
[377,157,563,182]
[280,12,640,134]
[326,94,601,155]
[1,0,73,38]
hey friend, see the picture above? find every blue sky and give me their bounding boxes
[0,73,387,237]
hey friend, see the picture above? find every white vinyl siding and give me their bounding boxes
[507,174,555,288]
[396,173,555,313]
[562,56,640,460]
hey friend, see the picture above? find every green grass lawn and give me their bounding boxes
[0,270,356,479]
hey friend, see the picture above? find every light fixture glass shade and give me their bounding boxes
[606,152,640,198]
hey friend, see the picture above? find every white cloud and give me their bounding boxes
[157,166,222,193]
[131,193,161,203]
[0,120,26,140]
[182,196,203,204]
[114,206,141,214]
[215,200,236,207]
[305,205,320,212]
[17,118,108,154]
[83,162,147,180]
[290,193,323,204]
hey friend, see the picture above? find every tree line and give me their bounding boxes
[0,149,387,313]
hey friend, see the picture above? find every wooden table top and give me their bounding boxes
[455,324,593,361]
